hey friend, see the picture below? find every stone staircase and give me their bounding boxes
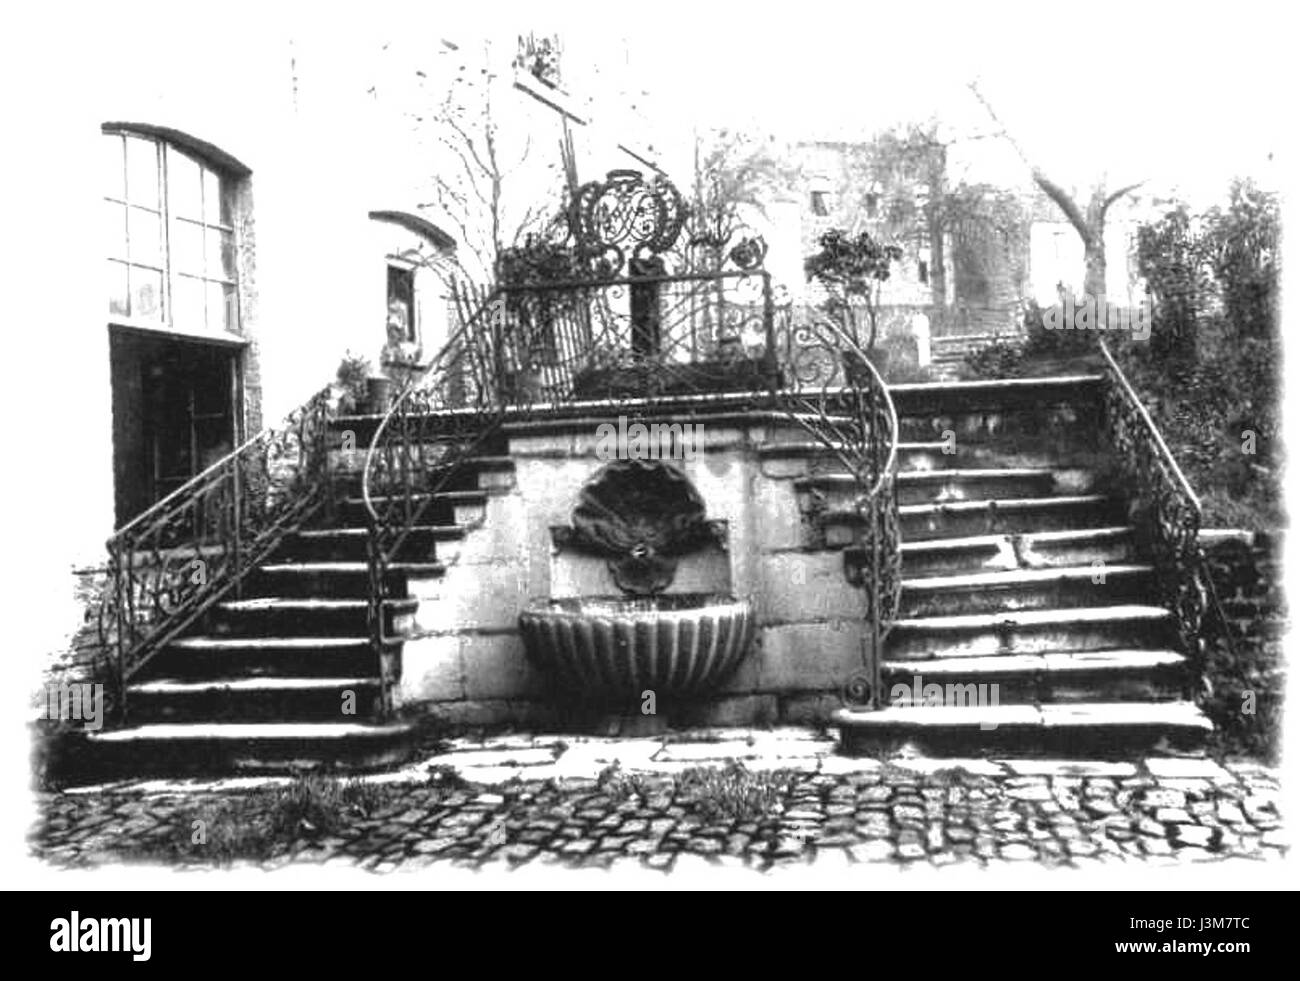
[929,332,1022,381]
[783,375,1213,756]
[79,420,515,779]
[73,374,1214,776]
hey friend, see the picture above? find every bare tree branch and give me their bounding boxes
[1033,171,1092,241]
[1102,180,1146,212]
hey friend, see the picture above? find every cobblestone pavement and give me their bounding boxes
[32,729,1287,874]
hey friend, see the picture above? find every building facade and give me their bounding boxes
[38,22,675,688]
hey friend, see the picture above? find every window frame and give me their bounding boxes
[386,260,418,345]
[103,126,243,339]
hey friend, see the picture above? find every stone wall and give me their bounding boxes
[1197,530,1286,760]
[398,412,872,730]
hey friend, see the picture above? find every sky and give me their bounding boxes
[273,0,1288,207]
[610,2,1287,205]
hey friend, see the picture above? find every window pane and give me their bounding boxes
[107,260,129,317]
[171,219,206,276]
[130,266,163,320]
[104,135,125,200]
[104,200,127,260]
[223,282,238,330]
[167,147,203,220]
[172,274,206,331]
[218,184,234,226]
[128,207,162,265]
[125,136,160,209]
[208,281,237,332]
[208,227,237,279]
[202,167,225,224]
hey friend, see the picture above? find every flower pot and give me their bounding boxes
[366,377,394,413]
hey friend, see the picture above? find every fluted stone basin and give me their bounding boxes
[519,593,754,702]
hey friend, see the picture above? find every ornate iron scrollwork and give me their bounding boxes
[782,317,902,710]
[1098,340,1207,669]
[98,386,336,720]
[568,170,688,278]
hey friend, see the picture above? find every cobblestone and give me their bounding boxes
[30,732,1287,875]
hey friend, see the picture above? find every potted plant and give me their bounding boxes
[366,374,395,414]
[803,228,904,355]
[334,352,371,415]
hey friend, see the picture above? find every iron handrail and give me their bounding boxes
[107,385,329,542]
[1095,335,1232,678]
[779,315,902,710]
[361,287,502,524]
[98,384,335,720]
[1097,338,1202,512]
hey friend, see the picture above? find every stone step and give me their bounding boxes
[275,525,466,563]
[821,495,1124,546]
[833,701,1212,757]
[331,455,516,493]
[335,490,487,527]
[900,494,1123,541]
[900,527,1136,577]
[898,563,1155,617]
[881,649,1188,704]
[329,412,509,449]
[799,468,1061,507]
[891,376,1105,452]
[126,676,384,723]
[889,375,1103,417]
[887,604,1177,660]
[204,597,418,638]
[78,721,416,779]
[138,636,397,680]
[763,439,1106,478]
[246,561,444,599]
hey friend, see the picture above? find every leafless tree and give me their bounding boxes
[969,81,1144,307]
[410,41,564,285]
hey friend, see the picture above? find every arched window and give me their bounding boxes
[103,125,246,334]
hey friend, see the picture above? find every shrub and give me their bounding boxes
[335,352,371,410]
[1202,626,1285,764]
[961,339,1026,379]
[1021,298,1095,358]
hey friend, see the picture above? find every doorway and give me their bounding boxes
[109,327,243,528]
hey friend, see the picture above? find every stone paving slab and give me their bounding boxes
[31,727,1287,875]
[1144,758,1234,780]
[1003,760,1139,777]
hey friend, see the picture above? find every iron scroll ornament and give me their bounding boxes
[553,459,726,595]
[567,170,688,279]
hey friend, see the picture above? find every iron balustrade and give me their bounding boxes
[783,316,902,709]
[487,269,781,403]
[362,290,509,714]
[1097,337,1215,690]
[97,386,335,721]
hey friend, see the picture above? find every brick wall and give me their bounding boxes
[1198,530,1286,760]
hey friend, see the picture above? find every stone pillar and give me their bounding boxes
[912,311,932,368]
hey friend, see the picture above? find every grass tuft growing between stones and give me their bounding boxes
[675,762,796,823]
[596,761,651,800]
[72,775,412,868]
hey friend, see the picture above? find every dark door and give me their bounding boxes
[110,328,241,528]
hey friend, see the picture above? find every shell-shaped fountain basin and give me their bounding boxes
[518,593,754,702]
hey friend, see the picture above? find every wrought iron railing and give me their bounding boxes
[489,268,780,403]
[1097,338,1210,679]
[97,386,335,720]
[362,289,510,713]
[783,316,902,709]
